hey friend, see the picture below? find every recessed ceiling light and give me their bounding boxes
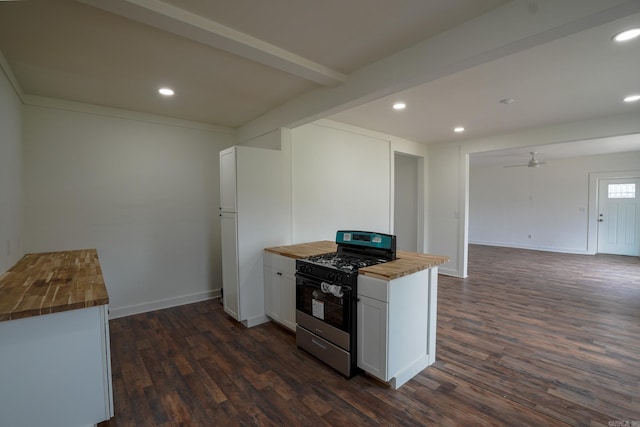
[158,87,175,96]
[392,102,406,110]
[623,94,640,103]
[454,126,465,133]
[613,28,640,42]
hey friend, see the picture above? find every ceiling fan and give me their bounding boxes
[503,152,547,168]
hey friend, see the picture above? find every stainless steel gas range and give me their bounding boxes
[295,230,396,377]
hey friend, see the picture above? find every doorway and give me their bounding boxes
[597,177,640,256]
[394,153,423,252]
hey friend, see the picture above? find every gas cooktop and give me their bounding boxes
[305,252,388,273]
[296,231,397,283]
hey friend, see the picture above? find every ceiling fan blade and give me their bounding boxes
[503,163,529,168]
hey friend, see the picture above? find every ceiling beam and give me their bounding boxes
[236,0,640,142]
[77,0,347,87]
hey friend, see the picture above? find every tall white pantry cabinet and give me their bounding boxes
[219,145,283,327]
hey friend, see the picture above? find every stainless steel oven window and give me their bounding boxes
[296,277,350,332]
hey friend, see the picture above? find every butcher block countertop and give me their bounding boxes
[265,241,449,280]
[265,240,337,259]
[360,250,449,280]
[0,249,109,322]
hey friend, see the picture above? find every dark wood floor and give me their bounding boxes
[99,245,640,426]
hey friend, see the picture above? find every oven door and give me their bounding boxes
[295,273,351,333]
[296,273,356,352]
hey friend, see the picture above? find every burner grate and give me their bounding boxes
[306,252,387,271]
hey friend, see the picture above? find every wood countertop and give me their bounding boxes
[265,241,449,280]
[359,250,449,280]
[265,241,337,259]
[0,249,109,322]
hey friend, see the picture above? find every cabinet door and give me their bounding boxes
[219,147,236,212]
[280,272,296,331]
[357,295,388,381]
[220,212,240,320]
[0,306,113,426]
[264,267,281,322]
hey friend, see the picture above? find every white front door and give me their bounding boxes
[597,178,640,256]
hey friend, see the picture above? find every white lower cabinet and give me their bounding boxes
[357,268,438,389]
[0,305,113,427]
[264,252,296,332]
[357,294,388,380]
[220,212,240,320]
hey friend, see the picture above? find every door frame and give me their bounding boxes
[588,170,640,254]
[393,152,423,252]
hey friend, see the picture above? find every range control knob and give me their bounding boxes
[299,265,312,274]
[328,271,343,282]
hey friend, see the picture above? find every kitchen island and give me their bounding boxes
[0,249,113,427]
[265,241,448,388]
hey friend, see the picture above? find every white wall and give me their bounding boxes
[470,151,640,253]
[0,63,23,274]
[291,122,391,243]
[240,128,283,150]
[289,120,429,250]
[23,103,234,317]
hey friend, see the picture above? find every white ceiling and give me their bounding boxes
[0,0,507,127]
[1,0,640,160]
[330,11,640,144]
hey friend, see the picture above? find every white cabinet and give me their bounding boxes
[219,147,237,213]
[264,252,296,331]
[219,146,284,327]
[357,294,388,379]
[357,267,439,389]
[220,211,239,320]
[0,306,113,427]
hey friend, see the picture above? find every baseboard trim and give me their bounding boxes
[469,241,594,255]
[241,314,271,328]
[108,289,221,319]
[438,267,464,278]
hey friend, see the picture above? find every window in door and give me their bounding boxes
[607,183,636,199]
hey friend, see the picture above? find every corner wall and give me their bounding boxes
[0,60,23,274]
[23,102,234,317]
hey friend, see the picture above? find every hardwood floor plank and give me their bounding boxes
[100,245,640,426]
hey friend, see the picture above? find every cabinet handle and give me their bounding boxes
[311,339,327,350]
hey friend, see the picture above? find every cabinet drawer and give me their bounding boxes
[358,275,389,302]
[263,252,295,274]
[273,254,295,274]
[296,327,351,377]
